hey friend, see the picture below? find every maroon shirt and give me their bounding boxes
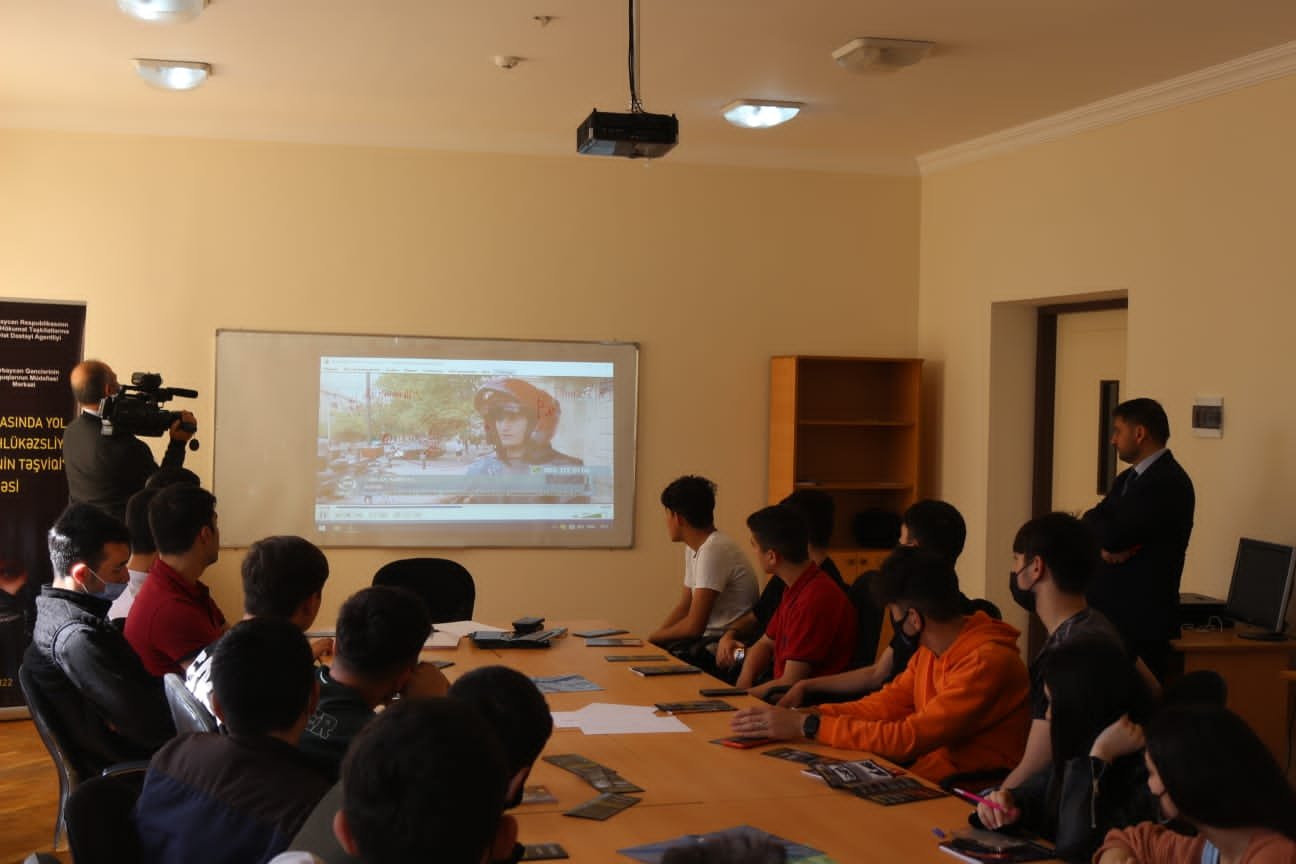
[125,559,226,677]
[766,563,857,679]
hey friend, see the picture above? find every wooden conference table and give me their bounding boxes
[423,621,983,862]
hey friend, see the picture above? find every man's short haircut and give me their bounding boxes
[1012,512,1100,595]
[211,617,314,737]
[342,698,508,864]
[746,505,810,564]
[71,360,111,405]
[48,503,130,578]
[779,489,835,549]
[334,586,431,681]
[448,665,554,776]
[145,466,202,490]
[660,475,717,530]
[148,484,217,556]
[242,535,330,619]
[1114,397,1171,444]
[124,488,159,556]
[902,499,967,563]
[872,546,964,621]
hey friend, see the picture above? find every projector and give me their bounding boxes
[577,109,678,159]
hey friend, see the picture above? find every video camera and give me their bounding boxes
[101,372,199,448]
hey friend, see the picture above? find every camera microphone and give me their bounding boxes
[169,387,199,399]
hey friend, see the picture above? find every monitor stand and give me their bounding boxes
[1238,631,1292,642]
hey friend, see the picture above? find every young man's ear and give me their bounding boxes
[488,814,519,864]
[333,810,359,857]
[505,766,529,808]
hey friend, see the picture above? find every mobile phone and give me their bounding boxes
[699,687,748,697]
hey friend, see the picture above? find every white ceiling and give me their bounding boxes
[2,1,1296,174]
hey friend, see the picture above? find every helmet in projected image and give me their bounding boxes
[474,378,561,446]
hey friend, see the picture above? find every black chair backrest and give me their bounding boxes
[66,770,146,864]
[19,663,82,850]
[372,558,475,624]
[846,574,884,668]
[163,673,218,734]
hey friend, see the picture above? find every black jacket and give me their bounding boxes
[23,586,174,776]
[62,411,187,522]
[1083,450,1195,646]
[1009,753,1159,863]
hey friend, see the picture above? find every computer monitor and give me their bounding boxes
[1225,537,1296,637]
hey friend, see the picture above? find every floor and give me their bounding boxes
[0,719,70,864]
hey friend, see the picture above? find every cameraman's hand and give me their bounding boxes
[169,411,197,443]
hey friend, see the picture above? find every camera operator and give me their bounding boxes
[63,360,197,522]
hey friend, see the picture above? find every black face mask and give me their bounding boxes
[1009,566,1037,613]
[891,609,923,653]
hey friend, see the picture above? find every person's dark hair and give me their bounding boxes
[660,475,717,530]
[779,489,835,549]
[211,617,315,737]
[746,505,809,564]
[1012,512,1100,595]
[48,504,130,578]
[241,535,329,619]
[148,484,216,556]
[342,698,508,864]
[449,665,553,778]
[124,488,159,556]
[660,832,789,864]
[1043,638,1140,773]
[1162,670,1228,708]
[71,360,111,405]
[903,500,967,563]
[334,586,431,681]
[1146,705,1296,841]
[1114,397,1171,444]
[872,546,963,621]
[145,466,202,490]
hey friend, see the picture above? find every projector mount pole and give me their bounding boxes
[628,0,644,113]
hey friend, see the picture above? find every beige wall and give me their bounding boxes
[1053,308,1127,515]
[0,128,920,632]
[920,72,1296,605]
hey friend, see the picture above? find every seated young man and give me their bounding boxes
[715,488,844,671]
[125,483,227,676]
[778,498,980,708]
[734,505,857,702]
[999,512,1157,789]
[186,535,333,715]
[22,504,174,774]
[732,546,1031,783]
[107,487,158,622]
[135,618,332,864]
[298,586,448,779]
[648,476,758,659]
[271,699,518,864]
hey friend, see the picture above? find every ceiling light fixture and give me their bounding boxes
[117,0,208,23]
[133,59,212,91]
[722,99,803,129]
[832,37,934,73]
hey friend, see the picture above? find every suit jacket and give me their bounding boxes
[1083,450,1195,644]
[62,411,187,521]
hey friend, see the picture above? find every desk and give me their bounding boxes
[428,622,978,862]
[1171,627,1295,761]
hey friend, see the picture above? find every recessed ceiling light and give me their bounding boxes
[118,0,208,23]
[832,37,934,73]
[722,100,803,129]
[133,59,212,91]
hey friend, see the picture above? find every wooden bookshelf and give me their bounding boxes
[769,356,923,584]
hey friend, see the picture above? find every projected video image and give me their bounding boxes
[315,357,614,529]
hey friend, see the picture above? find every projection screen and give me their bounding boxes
[213,330,638,548]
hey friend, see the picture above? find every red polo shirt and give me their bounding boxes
[125,559,226,677]
[765,563,857,679]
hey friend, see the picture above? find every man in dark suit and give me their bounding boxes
[1083,397,1194,680]
[62,360,196,521]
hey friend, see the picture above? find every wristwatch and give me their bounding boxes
[802,713,821,740]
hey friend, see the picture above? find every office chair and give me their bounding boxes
[66,768,147,864]
[372,558,475,624]
[163,673,219,734]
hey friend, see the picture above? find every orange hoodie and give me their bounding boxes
[816,611,1030,782]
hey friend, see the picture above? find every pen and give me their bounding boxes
[951,787,1008,813]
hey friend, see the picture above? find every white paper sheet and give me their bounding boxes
[433,620,507,637]
[550,702,690,735]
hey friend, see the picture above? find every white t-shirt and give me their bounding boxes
[683,530,759,637]
[107,568,149,622]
